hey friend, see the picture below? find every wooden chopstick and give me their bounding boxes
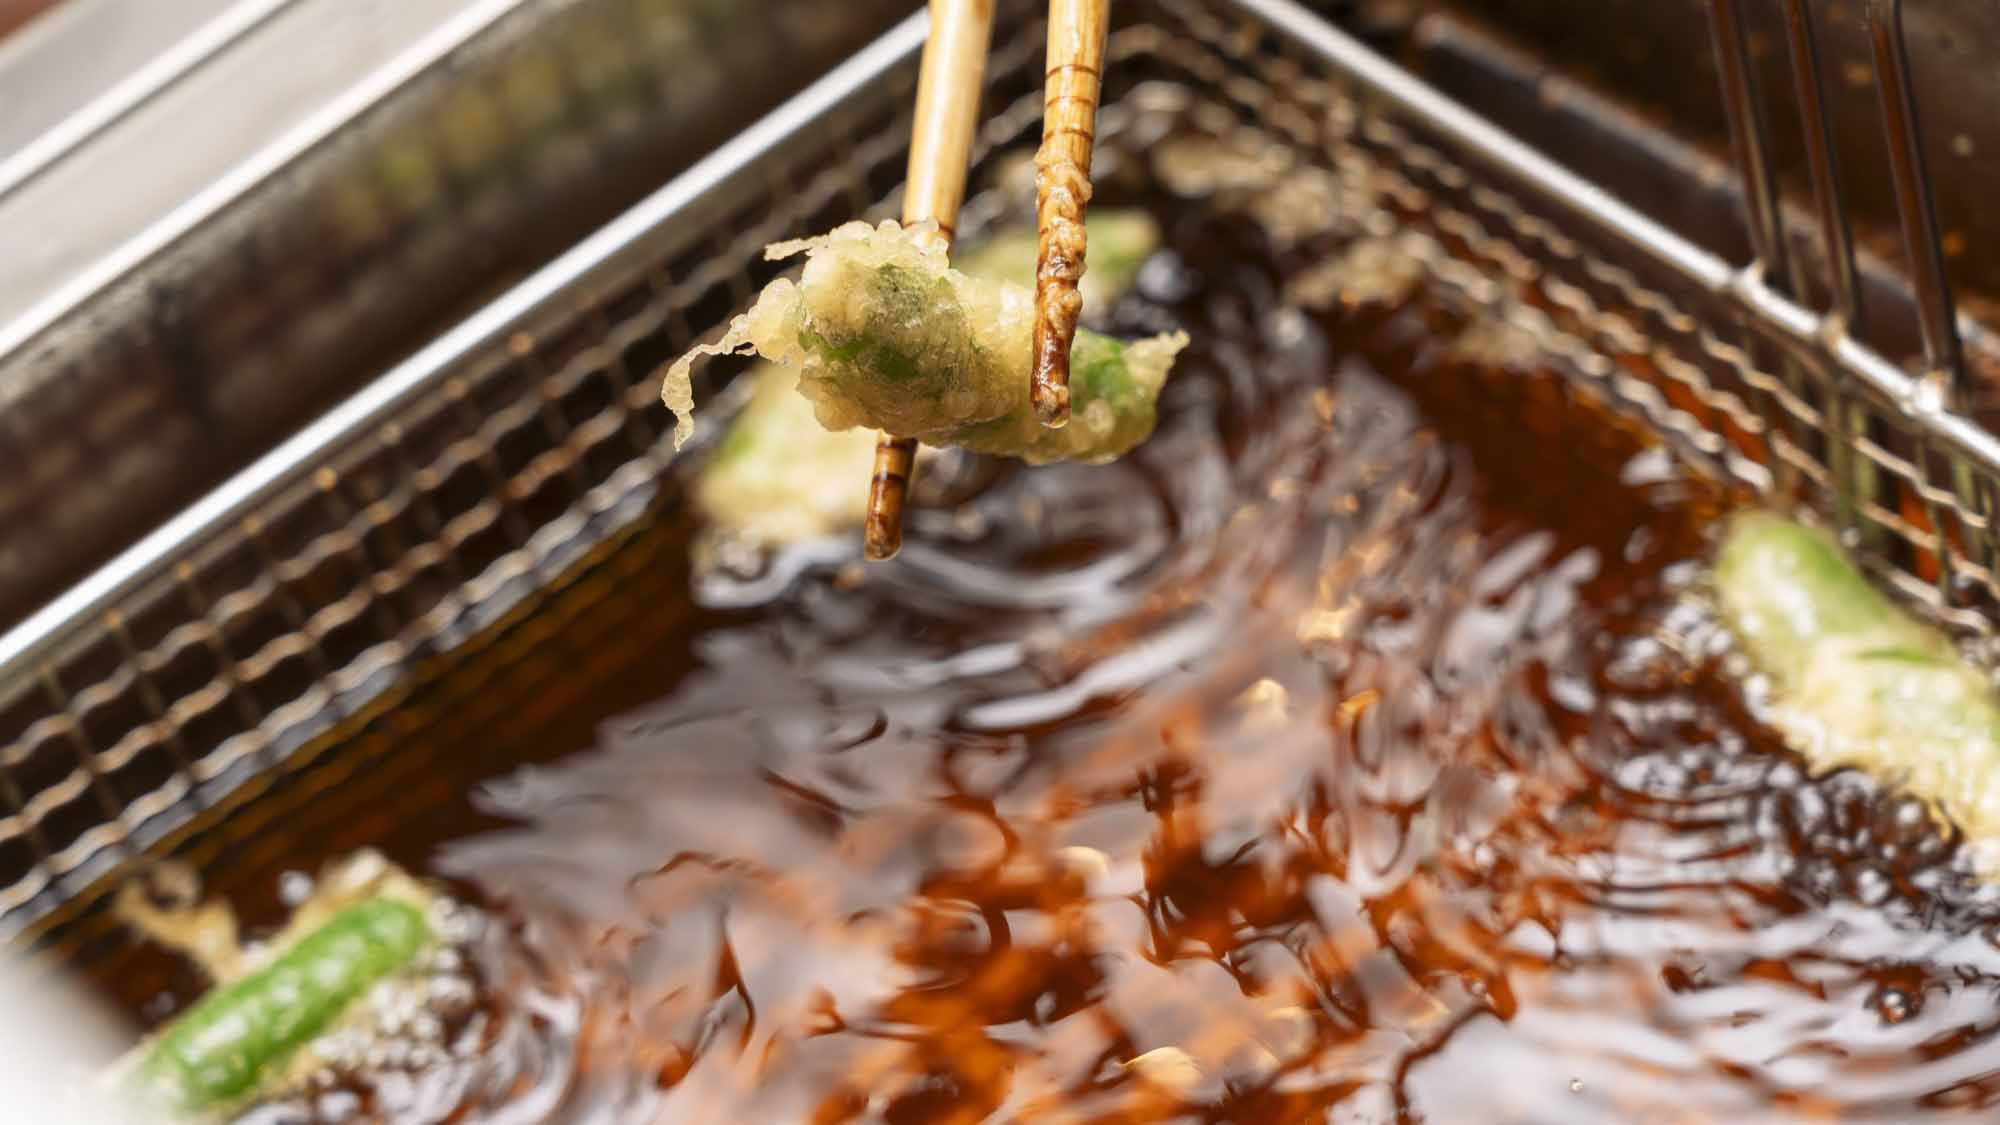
[863,0,995,562]
[1028,0,1109,428]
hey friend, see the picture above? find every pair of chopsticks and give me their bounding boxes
[864,0,1110,561]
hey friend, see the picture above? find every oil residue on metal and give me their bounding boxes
[162,196,2000,1122]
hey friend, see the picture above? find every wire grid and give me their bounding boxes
[0,2,989,943]
[1231,0,2000,633]
[4,0,2000,947]
[0,0,911,633]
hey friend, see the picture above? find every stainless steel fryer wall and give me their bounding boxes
[0,0,914,634]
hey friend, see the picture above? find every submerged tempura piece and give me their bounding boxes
[660,219,1187,464]
[1715,513,2000,868]
[110,852,460,1118]
[695,363,882,551]
[951,209,1160,311]
[695,212,1163,551]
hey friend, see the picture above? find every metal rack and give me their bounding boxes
[0,0,1995,965]
[0,0,911,633]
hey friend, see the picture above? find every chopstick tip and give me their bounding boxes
[1032,375,1071,427]
[864,435,918,561]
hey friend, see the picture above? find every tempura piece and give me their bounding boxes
[1715,513,2000,867]
[660,219,1187,464]
[694,363,882,550]
[694,212,1163,551]
[110,852,463,1118]
[952,209,1160,316]
[137,900,430,1113]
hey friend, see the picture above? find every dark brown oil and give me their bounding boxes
[109,194,2000,1123]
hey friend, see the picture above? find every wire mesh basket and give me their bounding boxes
[4,0,1998,992]
[0,0,911,634]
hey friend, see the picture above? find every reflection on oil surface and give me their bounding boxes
[175,197,2000,1122]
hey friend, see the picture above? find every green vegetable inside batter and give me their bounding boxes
[1715,512,2000,868]
[137,899,431,1112]
[694,212,1164,551]
[950,209,1159,312]
[108,851,451,1118]
[660,219,1186,464]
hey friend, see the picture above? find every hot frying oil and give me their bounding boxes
[106,196,2000,1123]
